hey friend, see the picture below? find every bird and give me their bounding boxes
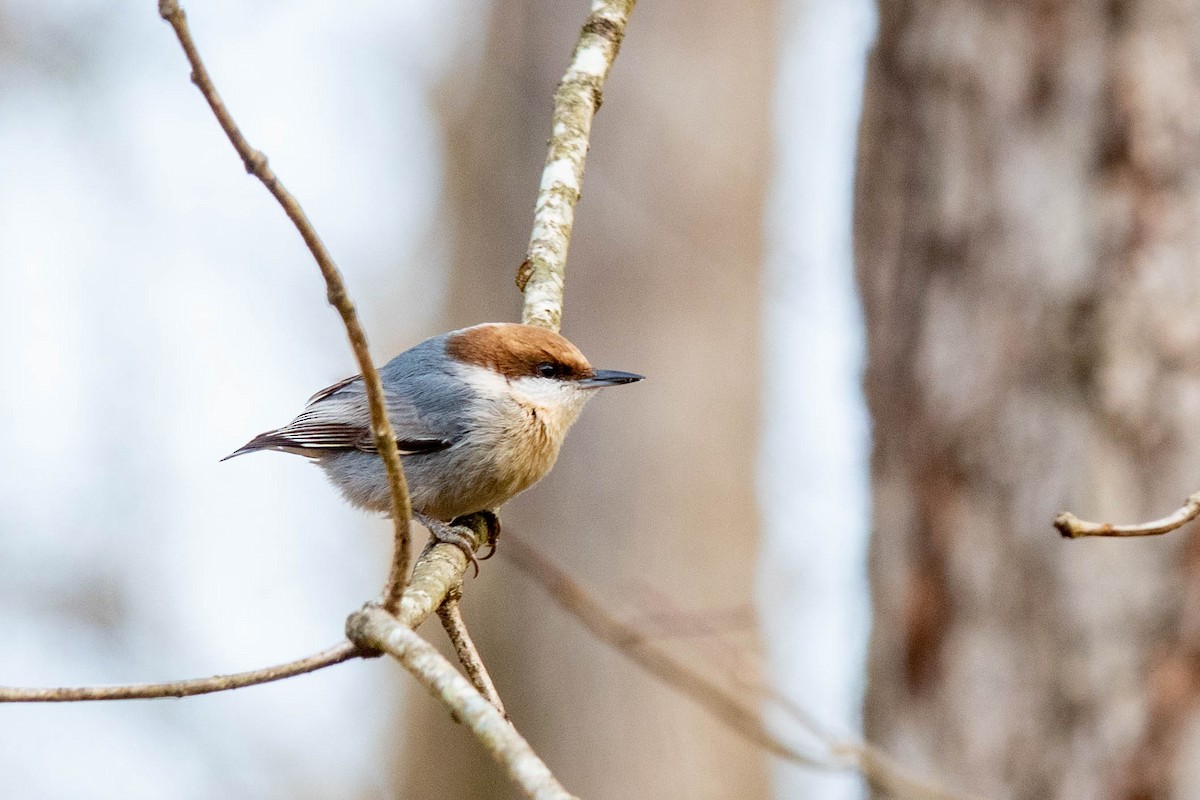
[224,322,643,567]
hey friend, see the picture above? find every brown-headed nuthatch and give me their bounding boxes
[225,323,642,565]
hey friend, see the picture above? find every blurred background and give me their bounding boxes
[3,1,1198,799]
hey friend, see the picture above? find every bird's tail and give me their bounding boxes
[220,430,298,462]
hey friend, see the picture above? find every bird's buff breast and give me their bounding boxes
[319,397,567,520]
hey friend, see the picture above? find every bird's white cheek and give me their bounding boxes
[510,377,592,432]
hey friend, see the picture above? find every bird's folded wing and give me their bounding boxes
[226,374,456,459]
[278,400,454,454]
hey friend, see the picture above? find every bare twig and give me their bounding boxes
[0,642,358,702]
[0,517,491,705]
[158,0,414,605]
[632,583,978,800]
[517,0,636,331]
[500,533,979,800]
[499,534,829,767]
[347,607,575,800]
[625,583,758,641]
[438,591,507,717]
[626,582,833,737]
[1055,492,1200,539]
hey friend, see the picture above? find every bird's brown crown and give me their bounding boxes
[446,323,594,381]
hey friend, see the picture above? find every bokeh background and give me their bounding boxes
[0,1,872,798]
[8,1,1200,799]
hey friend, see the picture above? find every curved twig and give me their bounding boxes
[1055,492,1200,539]
[517,0,636,332]
[158,0,414,605]
[0,642,358,702]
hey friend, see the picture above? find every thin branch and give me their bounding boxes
[626,582,833,737]
[624,583,758,640]
[438,591,507,717]
[0,517,491,705]
[516,0,636,331]
[1055,491,1200,539]
[499,534,829,768]
[500,533,979,800]
[844,745,977,800]
[629,582,977,800]
[0,642,358,703]
[347,607,575,800]
[157,0,414,605]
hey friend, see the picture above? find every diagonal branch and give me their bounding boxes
[0,642,358,702]
[499,534,830,767]
[347,606,574,800]
[517,0,636,332]
[500,533,979,800]
[1055,492,1200,539]
[157,0,414,606]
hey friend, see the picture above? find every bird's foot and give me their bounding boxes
[416,512,482,578]
[463,510,501,560]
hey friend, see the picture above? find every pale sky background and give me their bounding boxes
[0,1,874,797]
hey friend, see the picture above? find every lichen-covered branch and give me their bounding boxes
[157,0,414,605]
[438,591,507,717]
[0,642,358,702]
[347,606,575,800]
[516,0,637,332]
[1055,492,1200,539]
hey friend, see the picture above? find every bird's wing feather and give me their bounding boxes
[224,372,458,460]
[306,374,362,405]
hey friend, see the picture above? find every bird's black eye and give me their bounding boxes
[537,362,559,379]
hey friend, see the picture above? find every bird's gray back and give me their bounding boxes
[321,333,472,443]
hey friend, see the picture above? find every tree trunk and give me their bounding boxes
[392,3,777,798]
[857,1,1200,798]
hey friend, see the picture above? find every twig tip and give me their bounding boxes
[1053,513,1079,538]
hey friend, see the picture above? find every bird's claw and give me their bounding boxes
[416,513,482,578]
[477,510,502,560]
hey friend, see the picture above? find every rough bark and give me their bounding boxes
[857,1,1200,798]
[392,2,777,798]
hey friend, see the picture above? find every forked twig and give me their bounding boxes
[347,607,574,800]
[6,1,644,795]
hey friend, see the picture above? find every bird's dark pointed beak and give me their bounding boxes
[578,369,644,389]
